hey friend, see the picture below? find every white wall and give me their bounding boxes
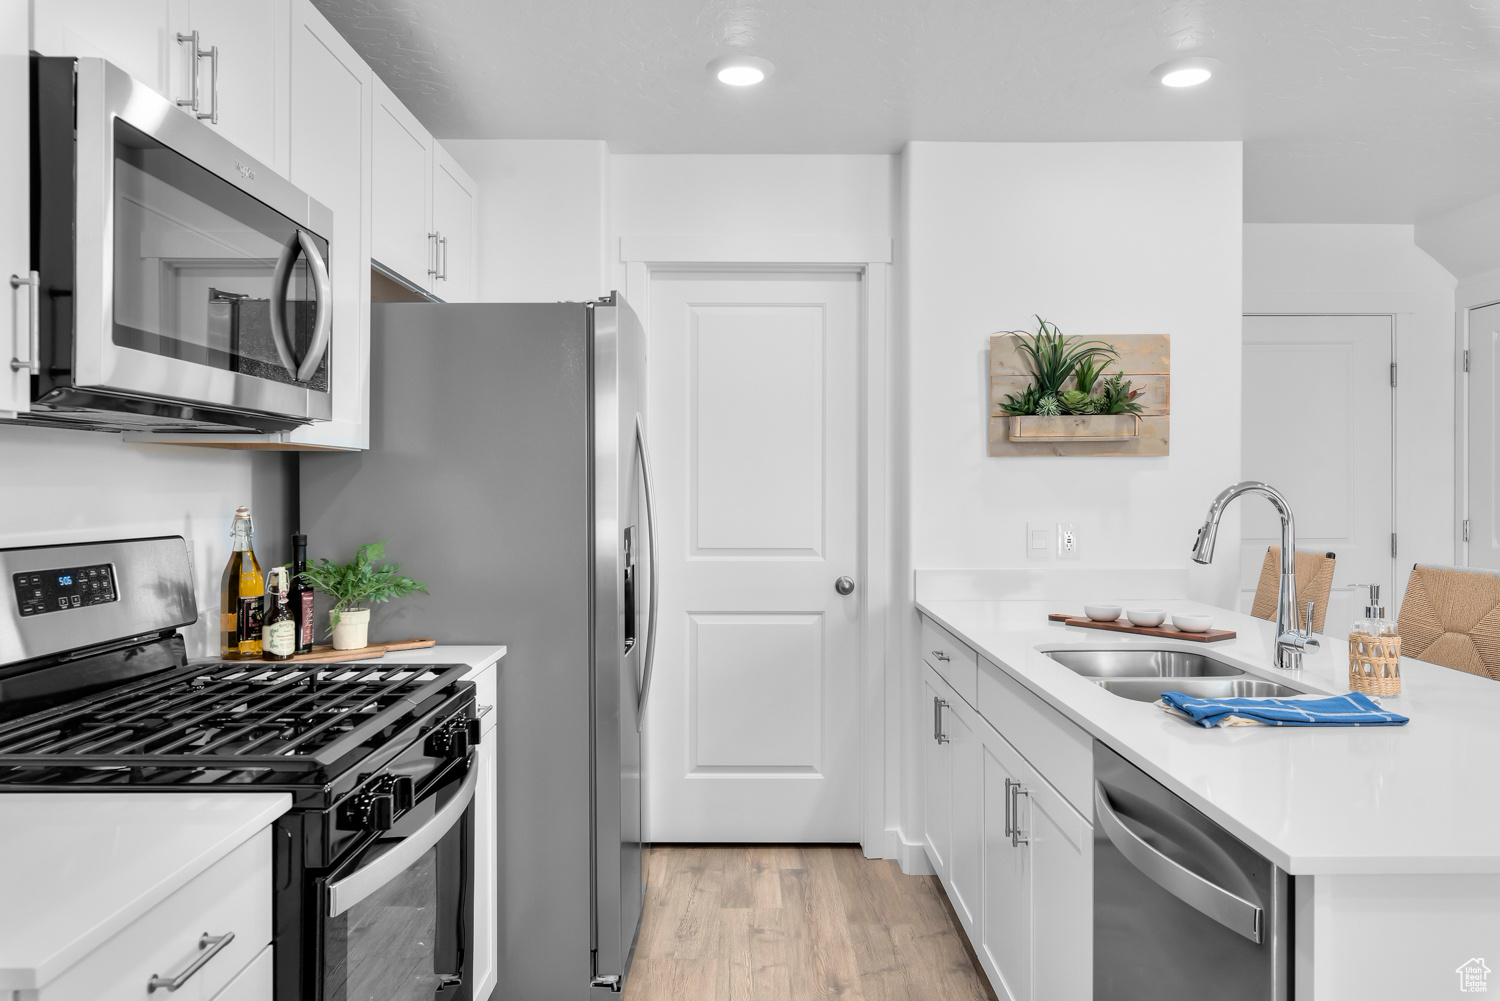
[1243,224,1457,595]
[0,426,289,658]
[1415,192,1500,284]
[444,139,610,302]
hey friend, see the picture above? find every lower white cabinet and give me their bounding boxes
[465,660,500,1001]
[921,617,1093,1001]
[1,0,28,417]
[208,944,272,1001]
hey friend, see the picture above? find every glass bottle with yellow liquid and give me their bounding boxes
[220,506,265,659]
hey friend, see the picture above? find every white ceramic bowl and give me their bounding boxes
[1084,604,1122,622]
[1126,608,1166,628]
[1172,613,1214,633]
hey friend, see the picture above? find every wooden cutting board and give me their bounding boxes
[274,638,438,664]
[1047,614,1235,643]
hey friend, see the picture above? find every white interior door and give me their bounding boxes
[646,272,861,842]
[1240,315,1394,634]
[1468,302,1500,570]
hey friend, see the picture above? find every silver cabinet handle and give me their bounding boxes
[1094,781,1263,943]
[427,232,440,277]
[175,32,218,123]
[10,271,38,374]
[933,696,949,744]
[1009,780,1029,847]
[932,649,950,662]
[437,234,448,281]
[634,414,659,731]
[1003,777,1014,837]
[147,931,235,992]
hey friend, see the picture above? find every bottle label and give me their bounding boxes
[299,591,315,647]
[265,618,296,658]
[238,595,264,642]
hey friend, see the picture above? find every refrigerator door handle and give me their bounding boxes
[635,413,659,731]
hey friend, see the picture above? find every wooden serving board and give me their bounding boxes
[1047,614,1235,643]
[278,638,437,664]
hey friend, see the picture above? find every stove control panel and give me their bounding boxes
[13,563,117,617]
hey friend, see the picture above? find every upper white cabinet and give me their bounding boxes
[371,85,478,303]
[1,0,30,418]
[431,144,477,303]
[30,0,178,97]
[283,0,372,450]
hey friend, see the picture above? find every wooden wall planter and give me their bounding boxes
[989,333,1169,457]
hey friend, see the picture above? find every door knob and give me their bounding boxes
[835,576,855,596]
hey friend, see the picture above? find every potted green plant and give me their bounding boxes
[297,540,429,650]
[996,317,1144,441]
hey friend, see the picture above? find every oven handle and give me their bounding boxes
[326,760,479,917]
[268,229,333,385]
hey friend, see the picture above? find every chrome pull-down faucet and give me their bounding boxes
[1191,480,1321,670]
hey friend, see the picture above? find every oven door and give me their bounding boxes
[319,758,477,1001]
[65,57,334,422]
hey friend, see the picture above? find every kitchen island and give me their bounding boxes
[916,588,1500,1000]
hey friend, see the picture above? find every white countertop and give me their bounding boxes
[0,793,290,989]
[0,644,505,989]
[916,597,1500,876]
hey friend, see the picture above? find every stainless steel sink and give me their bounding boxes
[1094,678,1309,703]
[1045,649,1246,679]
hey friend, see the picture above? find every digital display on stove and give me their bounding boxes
[13,563,117,617]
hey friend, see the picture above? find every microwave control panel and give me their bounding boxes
[13,564,117,616]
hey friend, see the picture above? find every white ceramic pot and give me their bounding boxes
[332,607,371,650]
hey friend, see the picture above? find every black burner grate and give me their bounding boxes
[0,660,469,786]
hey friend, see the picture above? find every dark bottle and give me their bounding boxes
[290,533,315,654]
[262,567,296,661]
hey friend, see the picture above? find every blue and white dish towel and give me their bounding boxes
[1158,690,1409,728]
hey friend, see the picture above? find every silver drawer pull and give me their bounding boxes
[932,649,951,662]
[477,703,494,717]
[147,931,235,992]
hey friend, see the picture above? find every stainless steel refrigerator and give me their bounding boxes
[301,295,655,1000]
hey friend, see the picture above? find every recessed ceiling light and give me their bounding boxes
[1151,57,1223,88]
[708,55,775,87]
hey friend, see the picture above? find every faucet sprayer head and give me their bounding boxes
[1191,520,1218,564]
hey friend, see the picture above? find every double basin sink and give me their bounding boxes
[1044,649,1310,703]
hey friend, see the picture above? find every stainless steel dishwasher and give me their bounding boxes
[1094,742,1291,1000]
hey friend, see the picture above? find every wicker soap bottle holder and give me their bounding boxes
[1348,584,1401,697]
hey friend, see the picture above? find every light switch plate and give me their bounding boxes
[1058,522,1080,559]
[1026,522,1052,560]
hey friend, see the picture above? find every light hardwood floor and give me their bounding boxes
[623,845,998,1001]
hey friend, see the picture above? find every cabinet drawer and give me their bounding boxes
[922,617,977,706]
[40,829,273,1001]
[209,944,271,1001]
[977,659,1092,818]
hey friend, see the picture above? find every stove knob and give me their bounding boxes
[389,775,415,813]
[425,726,455,758]
[366,792,395,833]
[466,717,482,747]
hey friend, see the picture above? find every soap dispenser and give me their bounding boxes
[1349,584,1401,696]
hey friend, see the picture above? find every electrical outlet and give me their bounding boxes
[1057,522,1080,560]
[1026,522,1052,560]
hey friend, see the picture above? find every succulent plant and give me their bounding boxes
[999,384,1042,416]
[1058,389,1094,414]
[1099,372,1144,415]
[1000,317,1118,397]
[1035,393,1062,417]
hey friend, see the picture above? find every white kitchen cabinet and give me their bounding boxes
[1,0,30,418]
[180,0,291,173]
[981,728,1032,1001]
[30,0,178,97]
[431,144,477,302]
[947,690,983,938]
[283,0,372,450]
[463,659,499,1001]
[207,945,271,1001]
[372,78,435,289]
[922,666,952,878]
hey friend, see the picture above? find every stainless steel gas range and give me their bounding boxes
[0,536,481,1001]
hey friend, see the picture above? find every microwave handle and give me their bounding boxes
[267,236,301,380]
[326,758,479,917]
[268,230,334,385]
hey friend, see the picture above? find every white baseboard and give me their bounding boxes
[895,833,936,876]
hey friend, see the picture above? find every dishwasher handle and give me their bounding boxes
[1094,781,1263,944]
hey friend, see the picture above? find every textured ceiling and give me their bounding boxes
[312,0,1500,222]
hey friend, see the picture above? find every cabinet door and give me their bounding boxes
[371,79,434,290]
[947,694,982,937]
[981,727,1032,1001]
[922,667,952,878]
[184,0,290,172]
[31,0,178,97]
[285,0,371,449]
[470,738,498,1000]
[0,0,28,417]
[431,144,477,303]
[1028,778,1091,1001]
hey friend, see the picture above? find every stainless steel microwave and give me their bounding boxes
[25,56,334,433]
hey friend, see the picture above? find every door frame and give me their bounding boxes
[620,234,895,858]
[1242,312,1399,607]
[1454,269,1500,568]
